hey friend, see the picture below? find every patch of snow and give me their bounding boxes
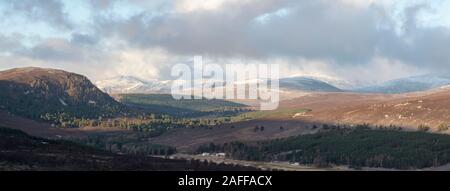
[355,74,450,94]
[59,98,68,106]
[215,153,226,157]
[95,76,172,94]
[201,153,210,156]
[292,112,311,118]
[394,102,410,107]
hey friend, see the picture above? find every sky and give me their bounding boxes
[0,0,450,85]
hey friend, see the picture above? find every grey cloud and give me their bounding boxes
[4,0,72,30]
[380,26,450,71]
[249,1,384,63]
[17,36,100,62]
[0,34,23,52]
[23,39,81,61]
[71,33,99,46]
[2,0,450,81]
[378,4,450,71]
[95,0,292,57]
[92,0,450,71]
[90,0,113,9]
[93,1,388,62]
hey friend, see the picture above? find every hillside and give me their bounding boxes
[279,77,343,92]
[280,88,450,130]
[0,67,125,121]
[147,87,450,152]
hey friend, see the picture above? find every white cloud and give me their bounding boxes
[174,0,255,13]
[106,48,172,80]
[255,7,290,24]
[338,0,390,8]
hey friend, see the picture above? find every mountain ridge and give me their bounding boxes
[96,75,344,94]
[354,74,450,94]
[95,75,172,94]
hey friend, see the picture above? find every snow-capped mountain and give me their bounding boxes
[95,76,172,94]
[290,75,358,90]
[96,75,345,94]
[279,76,343,92]
[354,74,450,94]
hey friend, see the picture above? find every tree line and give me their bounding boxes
[197,125,450,169]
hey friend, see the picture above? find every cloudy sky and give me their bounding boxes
[0,0,449,85]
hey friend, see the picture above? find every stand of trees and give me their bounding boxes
[197,126,450,169]
[74,133,177,156]
[41,111,236,131]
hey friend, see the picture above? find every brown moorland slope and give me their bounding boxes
[280,88,450,130]
[150,88,450,151]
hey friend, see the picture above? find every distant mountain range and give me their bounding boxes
[354,74,450,94]
[96,75,344,94]
[95,74,450,95]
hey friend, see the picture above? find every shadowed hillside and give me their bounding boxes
[0,67,125,122]
[0,127,257,171]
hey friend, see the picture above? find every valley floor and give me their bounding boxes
[3,87,450,171]
[170,153,450,171]
[169,153,349,171]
